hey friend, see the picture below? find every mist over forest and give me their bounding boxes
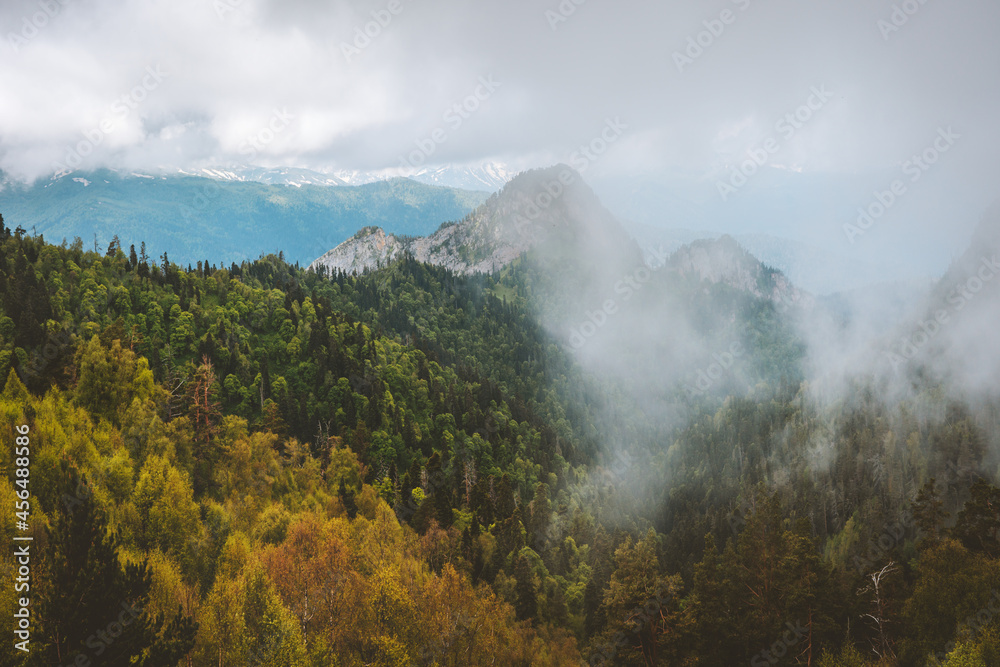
[2,1,1000,666]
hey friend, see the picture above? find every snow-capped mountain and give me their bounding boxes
[407,162,515,191]
[177,166,351,187]
[176,161,516,192]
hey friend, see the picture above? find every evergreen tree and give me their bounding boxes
[912,479,949,547]
[35,463,197,666]
[495,473,515,520]
[339,478,358,520]
[952,480,1000,558]
[513,554,537,622]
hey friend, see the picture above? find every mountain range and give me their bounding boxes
[0,161,978,297]
[307,165,1000,409]
[0,168,488,266]
[310,165,805,308]
[176,161,515,192]
[3,162,999,667]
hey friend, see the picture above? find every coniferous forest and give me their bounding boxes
[2,206,999,667]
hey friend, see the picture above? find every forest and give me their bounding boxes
[1,212,999,666]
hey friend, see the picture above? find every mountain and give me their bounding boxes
[4,175,997,667]
[407,162,515,191]
[310,165,808,408]
[898,200,1000,392]
[623,220,902,295]
[0,169,488,266]
[310,165,642,276]
[177,166,352,187]
[176,160,515,192]
[666,235,809,308]
[311,166,805,310]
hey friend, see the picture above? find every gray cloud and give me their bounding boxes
[1,0,998,278]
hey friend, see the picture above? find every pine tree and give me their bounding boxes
[339,479,358,519]
[952,480,1000,558]
[527,482,551,549]
[912,479,949,547]
[495,473,515,520]
[188,356,221,495]
[35,462,197,666]
[513,554,537,622]
[584,526,612,639]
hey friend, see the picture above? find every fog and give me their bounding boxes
[4,0,1000,508]
[3,0,999,279]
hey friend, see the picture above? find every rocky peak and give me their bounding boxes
[308,164,636,276]
[667,234,809,309]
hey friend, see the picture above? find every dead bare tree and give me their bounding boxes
[858,561,899,661]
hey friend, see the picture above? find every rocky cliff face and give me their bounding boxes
[668,235,810,310]
[309,227,408,274]
[308,164,809,315]
[309,164,633,276]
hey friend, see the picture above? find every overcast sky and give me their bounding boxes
[2,0,998,274]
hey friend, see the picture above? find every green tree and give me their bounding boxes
[34,463,197,666]
[514,554,538,622]
[602,529,687,667]
[912,479,949,547]
[130,454,200,574]
[952,479,1000,558]
[76,335,156,426]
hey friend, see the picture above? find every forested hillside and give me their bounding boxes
[1,213,999,666]
[0,170,488,267]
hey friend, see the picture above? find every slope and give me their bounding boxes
[0,169,488,267]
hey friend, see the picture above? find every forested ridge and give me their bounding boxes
[1,214,999,666]
[0,169,489,268]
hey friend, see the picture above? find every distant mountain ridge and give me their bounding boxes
[173,161,515,192]
[309,165,808,317]
[0,168,488,266]
[623,220,902,295]
[667,235,810,308]
[310,165,635,276]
